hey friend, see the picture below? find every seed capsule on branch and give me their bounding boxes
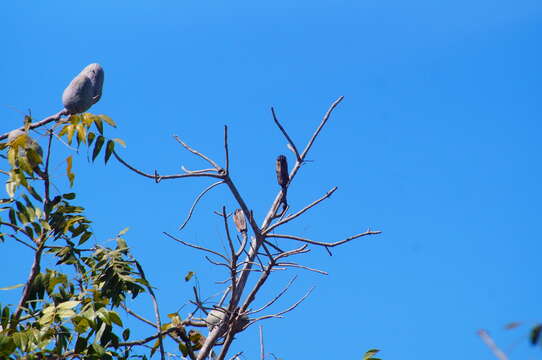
[233,209,247,234]
[7,129,43,168]
[62,63,104,114]
[276,154,289,206]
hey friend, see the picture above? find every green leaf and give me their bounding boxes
[179,342,188,357]
[63,193,76,200]
[76,123,87,145]
[94,117,104,135]
[112,138,126,147]
[104,140,115,164]
[66,124,75,145]
[531,325,542,345]
[118,227,130,236]
[363,349,380,360]
[74,336,87,353]
[57,300,80,310]
[8,208,17,225]
[66,155,75,187]
[99,114,117,128]
[184,271,195,282]
[92,136,105,161]
[87,131,96,146]
[122,328,130,341]
[108,311,123,327]
[79,231,92,245]
[26,186,43,202]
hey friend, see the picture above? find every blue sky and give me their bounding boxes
[1,1,541,359]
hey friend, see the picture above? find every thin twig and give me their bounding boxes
[478,330,508,360]
[276,262,328,275]
[259,326,265,360]
[267,229,381,247]
[179,181,224,230]
[271,107,300,161]
[224,125,230,173]
[174,135,222,171]
[135,260,165,360]
[249,276,297,315]
[164,232,230,262]
[121,303,156,327]
[250,287,314,322]
[264,186,338,234]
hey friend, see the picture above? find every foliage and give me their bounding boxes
[1,69,381,359]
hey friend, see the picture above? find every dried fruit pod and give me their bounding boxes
[233,209,247,233]
[276,154,289,206]
[276,155,289,188]
[8,129,43,158]
[62,63,104,114]
[206,309,225,331]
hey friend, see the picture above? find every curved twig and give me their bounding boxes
[179,181,225,230]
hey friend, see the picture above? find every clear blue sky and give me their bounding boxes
[1,1,541,359]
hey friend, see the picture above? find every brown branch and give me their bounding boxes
[0,109,69,141]
[10,233,47,329]
[267,229,381,248]
[121,303,156,327]
[113,150,222,181]
[224,125,230,173]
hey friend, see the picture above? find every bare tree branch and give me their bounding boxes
[267,229,381,247]
[174,135,222,171]
[249,276,297,315]
[113,150,222,181]
[250,287,314,323]
[264,186,338,234]
[0,109,69,141]
[164,232,230,262]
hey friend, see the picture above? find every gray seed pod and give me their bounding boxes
[62,63,104,114]
[8,129,43,158]
[206,309,225,331]
[205,309,248,335]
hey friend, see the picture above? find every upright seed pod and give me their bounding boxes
[62,63,104,114]
[233,209,247,234]
[276,154,289,206]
